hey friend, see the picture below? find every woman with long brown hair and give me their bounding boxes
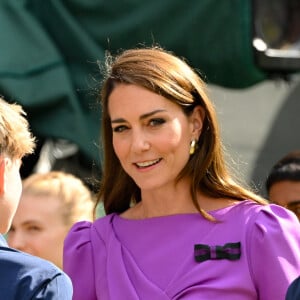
[64,47,300,299]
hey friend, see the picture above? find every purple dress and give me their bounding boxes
[64,200,300,299]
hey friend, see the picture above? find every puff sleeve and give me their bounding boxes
[246,204,300,300]
[63,221,97,300]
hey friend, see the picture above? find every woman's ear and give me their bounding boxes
[0,158,5,196]
[191,106,205,137]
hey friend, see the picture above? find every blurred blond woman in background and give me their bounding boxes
[8,171,94,269]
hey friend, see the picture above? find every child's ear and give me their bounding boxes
[0,159,5,196]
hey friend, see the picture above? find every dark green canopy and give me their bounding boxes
[0,0,267,166]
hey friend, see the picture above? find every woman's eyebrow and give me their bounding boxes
[140,109,166,120]
[111,118,126,124]
[111,109,166,124]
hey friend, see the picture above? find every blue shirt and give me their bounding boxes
[286,276,300,300]
[0,235,72,299]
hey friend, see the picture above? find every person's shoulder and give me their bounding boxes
[242,201,300,239]
[286,276,300,300]
[225,200,300,234]
[67,213,115,234]
[218,199,266,221]
[63,214,116,282]
[0,246,72,299]
[64,213,116,250]
[0,245,57,272]
[230,199,298,221]
[248,201,299,225]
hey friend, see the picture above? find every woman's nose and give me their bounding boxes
[131,131,150,152]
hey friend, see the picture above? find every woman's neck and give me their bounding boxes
[123,179,198,219]
[121,179,239,220]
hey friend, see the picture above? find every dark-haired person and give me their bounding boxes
[266,151,300,220]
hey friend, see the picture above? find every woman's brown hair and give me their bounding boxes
[95,46,266,219]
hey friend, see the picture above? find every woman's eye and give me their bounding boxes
[149,118,165,126]
[28,226,41,232]
[112,125,128,133]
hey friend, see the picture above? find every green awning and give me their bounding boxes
[0,0,267,165]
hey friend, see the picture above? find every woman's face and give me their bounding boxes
[108,84,203,191]
[7,194,69,269]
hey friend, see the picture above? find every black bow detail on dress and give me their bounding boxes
[194,242,241,262]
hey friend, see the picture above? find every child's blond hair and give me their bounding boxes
[0,97,35,159]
